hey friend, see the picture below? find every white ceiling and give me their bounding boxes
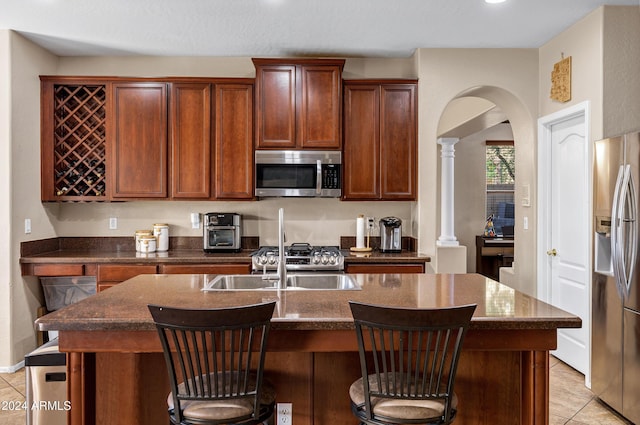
[2,0,639,57]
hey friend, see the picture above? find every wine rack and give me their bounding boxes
[53,84,107,199]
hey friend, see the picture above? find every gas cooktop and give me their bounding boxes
[251,243,344,272]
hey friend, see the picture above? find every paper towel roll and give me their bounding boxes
[356,215,365,248]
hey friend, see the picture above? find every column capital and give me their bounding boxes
[437,137,460,147]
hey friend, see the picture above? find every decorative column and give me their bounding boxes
[437,137,460,246]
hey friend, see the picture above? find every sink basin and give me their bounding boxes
[286,274,360,290]
[204,275,277,290]
[203,274,360,291]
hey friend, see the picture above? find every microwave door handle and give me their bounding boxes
[316,160,322,195]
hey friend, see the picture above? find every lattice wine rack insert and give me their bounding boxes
[54,84,106,198]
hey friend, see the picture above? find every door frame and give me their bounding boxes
[537,100,591,383]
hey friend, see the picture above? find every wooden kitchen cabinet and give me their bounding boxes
[110,82,168,198]
[253,58,344,150]
[345,263,425,274]
[41,77,254,202]
[170,83,212,198]
[96,264,158,292]
[343,80,417,200]
[40,77,110,201]
[214,83,254,199]
[158,264,251,274]
[167,81,254,200]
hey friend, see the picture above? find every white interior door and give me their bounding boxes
[538,102,591,383]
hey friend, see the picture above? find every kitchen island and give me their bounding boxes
[36,273,580,425]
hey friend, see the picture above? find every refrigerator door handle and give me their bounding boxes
[622,167,637,299]
[612,165,625,299]
[615,165,636,300]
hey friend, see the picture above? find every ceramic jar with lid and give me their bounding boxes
[153,223,169,251]
[135,230,153,252]
[138,235,157,253]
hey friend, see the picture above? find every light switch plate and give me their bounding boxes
[24,218,31,234]
[109,217,118,230]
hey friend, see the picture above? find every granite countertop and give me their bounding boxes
[20,237,430,265]
[36,273,581,332]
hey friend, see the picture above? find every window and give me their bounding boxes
[486,141,515,236]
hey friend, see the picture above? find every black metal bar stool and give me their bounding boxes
[148,301,277,425]
[348,301,476,425]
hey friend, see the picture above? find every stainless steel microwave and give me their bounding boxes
[255,150,341,197]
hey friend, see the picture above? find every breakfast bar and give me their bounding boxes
[36,273,581,425]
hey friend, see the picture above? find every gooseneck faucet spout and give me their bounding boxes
[277,208,287,289]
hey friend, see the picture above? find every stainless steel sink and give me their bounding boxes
[286,274,360,290]
[203,274,360,291]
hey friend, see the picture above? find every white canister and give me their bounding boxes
[135,230,153,252]
[153,223,169,251]
[139,235,157,253]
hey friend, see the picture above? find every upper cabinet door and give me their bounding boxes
[111,82,168,198]
[343,80,417,201]
[169,83,212,199]
[253,58,344,150]
[254,64,297,149]
[214,83,254,199]
[342,84,381,199]
[380,84,417,200]
[299,65,342,149]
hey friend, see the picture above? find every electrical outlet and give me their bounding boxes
[109,217,118,230]
[277,402,292,425]
[24,218,31,234]
[366,217,375,229]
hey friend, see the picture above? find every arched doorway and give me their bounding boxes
[434,86,536,297]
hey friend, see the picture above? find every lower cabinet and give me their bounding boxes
[345,263,425,274]
[97,264,158,292]
[158,264,251,274]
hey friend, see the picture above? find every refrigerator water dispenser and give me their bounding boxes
[594,216,612,275]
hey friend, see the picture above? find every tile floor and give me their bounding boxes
[548,356,632,425]
[0,367,27,425]
[0,356,633,424]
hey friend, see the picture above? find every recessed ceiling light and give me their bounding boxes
[485,0,507,3]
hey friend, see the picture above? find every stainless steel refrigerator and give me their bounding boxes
[593,131,640,424]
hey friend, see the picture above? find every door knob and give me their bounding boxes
[547,248,557,256]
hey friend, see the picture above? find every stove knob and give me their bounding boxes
[259,255,268,265]
[312,253,321,264]
[321,254,329,264]
[267,255,277,265]
[328,253,337,265]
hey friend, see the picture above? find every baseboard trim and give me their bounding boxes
[0,360,25,373]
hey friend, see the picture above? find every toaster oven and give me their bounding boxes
[203,213,241,252]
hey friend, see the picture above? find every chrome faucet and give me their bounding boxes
[261,207,287,288]
[277,207,287,289]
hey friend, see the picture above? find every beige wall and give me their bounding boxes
[415,48,539,295]
[2,31,58,368]
[539,6,605,140]
[0,30,11,367]
[602,6,640,137]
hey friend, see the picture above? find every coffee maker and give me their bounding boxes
[379,217,402,253]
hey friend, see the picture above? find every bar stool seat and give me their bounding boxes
[349,373,458,420]
[167,372,277,422]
